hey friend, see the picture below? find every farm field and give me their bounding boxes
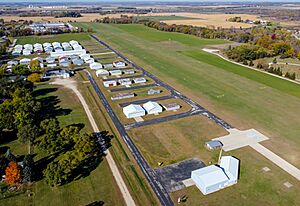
[73,23,300,170]
[1,83,124,206]
[2,12,259,28]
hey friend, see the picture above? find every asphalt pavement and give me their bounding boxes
[85,70,174,206]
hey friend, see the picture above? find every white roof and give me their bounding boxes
[20,58,31,62]
[109,69,122,73]
[220,156,239,181]
[96,69,109,75]
[143,101,162,112]
[123,104,145,114]
[192,165,229,187]
[90,62,102,69]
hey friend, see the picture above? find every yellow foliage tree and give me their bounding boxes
[27,73,41,83]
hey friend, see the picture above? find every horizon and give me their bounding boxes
[2,0,300,3]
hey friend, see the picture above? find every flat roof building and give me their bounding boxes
[123,104,145,118]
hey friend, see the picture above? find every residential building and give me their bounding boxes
[123,104,145,118]
[19,58,31,65]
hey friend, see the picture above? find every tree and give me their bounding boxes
[12,64,30,75]
[22,154,35,182]
[5,149,17,163]
[12,88,41,129]
[44,161,67,187]
[17,124,39,154]
[0,100,15,131]
[5,162,22,185]
[27,73,41,83]
[29,60,44,73]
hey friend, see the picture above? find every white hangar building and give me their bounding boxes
[191,156,239,195]
[123,104,145,118]
[143,101,162,115]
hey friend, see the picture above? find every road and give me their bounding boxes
[51,78,136,206]
[119,95,174,107]
[110,83,157,92]
[91,34,232,130]
[202,48,300,85]
[85,70,174,206]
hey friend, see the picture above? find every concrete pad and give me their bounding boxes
[262,167,271,172]
[125,85,131,88]
[283,181,293,188]
[182,178,195,187]
[134,116,144,122]
[154,113,159,116]
[213,128,269,151]
[103,76,107,80]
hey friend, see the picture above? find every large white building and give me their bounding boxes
[191,156,239,195]
[123,104,145,118]
[143,101,162,114]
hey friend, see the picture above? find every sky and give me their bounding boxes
[2,0,300,2]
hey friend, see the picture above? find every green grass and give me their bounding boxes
[1,83,124,206]
[72,23,300,169]
[134,15,201,21]
[182,50,300,98]
[112,24,227,46]
[16,33,91,45]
